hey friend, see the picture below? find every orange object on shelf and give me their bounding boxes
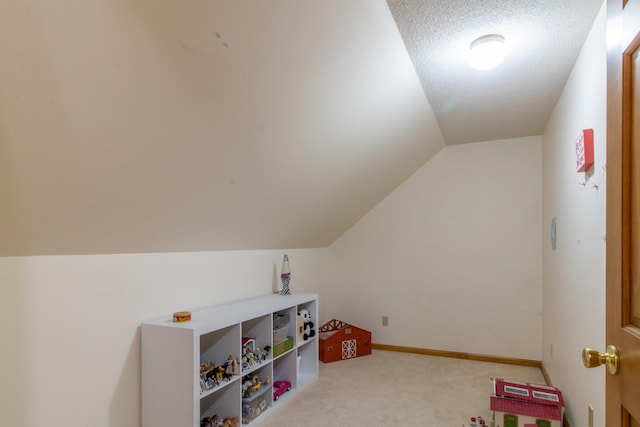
[173,311,191,322]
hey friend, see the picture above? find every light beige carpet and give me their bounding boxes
[258,349,546,427]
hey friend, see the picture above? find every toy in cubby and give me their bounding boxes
[199,356,241,394]
[298,308,315,340]
[200,415,239,427]
[242,371,272,423]
[242,372,270,398]
[242,337,271,371]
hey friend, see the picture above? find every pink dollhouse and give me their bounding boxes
[490,378,564,427]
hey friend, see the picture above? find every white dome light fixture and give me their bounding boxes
[469,34,506,70]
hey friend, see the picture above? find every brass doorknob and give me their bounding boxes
[582,345,620,375]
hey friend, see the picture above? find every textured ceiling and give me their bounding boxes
[387,0,604,145]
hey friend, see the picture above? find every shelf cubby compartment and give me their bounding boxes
[272,307,296,359]
[272,308,296,341]
[241,364,273,424]
[296,299,318,390]
[241,314,272,375]
[200,379,241,426]
[297,339,318,390]
[200,324,241,397]
[272,350,296,392]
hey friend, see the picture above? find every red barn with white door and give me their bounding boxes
[318,319,371,363]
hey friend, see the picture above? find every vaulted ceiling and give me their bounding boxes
[0,1,602,256]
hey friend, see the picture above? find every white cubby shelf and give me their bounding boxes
[142,293,318,427]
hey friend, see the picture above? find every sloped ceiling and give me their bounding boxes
[0,1,604,256]
[0,1,444,256]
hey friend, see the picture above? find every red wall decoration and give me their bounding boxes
[575,128,594,172]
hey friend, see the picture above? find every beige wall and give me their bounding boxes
[541,3,607,427]
[327,136,542,360]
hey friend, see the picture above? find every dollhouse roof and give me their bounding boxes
[491,396,562,421]
[493,378,565,407]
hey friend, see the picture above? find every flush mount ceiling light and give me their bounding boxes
[469,34,506,70]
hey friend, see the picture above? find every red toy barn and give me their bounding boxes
[318,319,371,363]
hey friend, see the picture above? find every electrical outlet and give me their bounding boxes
[382,315,389,327]
[588,404,594,427]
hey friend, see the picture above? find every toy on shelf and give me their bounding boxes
[199,356,240,394]
[173,311,191,322]
[200,415,239,427]
[272,313,290,341]
[220,418,239,427]
[242,372,270,399]
[297,309,315,341]
[242,337,255,352]
[242,337,271,371]
[242,374,260,398]
[272,380,292,401]
[272,312,293,358]
[241,372,272,423]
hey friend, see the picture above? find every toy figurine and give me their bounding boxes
[225,356,240,376]
[200,415,218,427]
[200,360,221,392]
[242,373,262,398]
[219,416,239,427]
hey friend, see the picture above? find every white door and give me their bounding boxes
[341,339,357,360]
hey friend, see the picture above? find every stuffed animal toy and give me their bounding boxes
[298,309,315,340]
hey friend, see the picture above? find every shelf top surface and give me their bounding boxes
[143,292,317,333]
